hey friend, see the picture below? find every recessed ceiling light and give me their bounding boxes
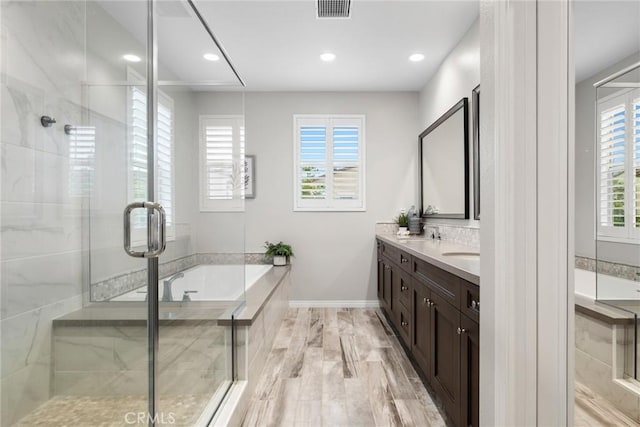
[203,53,220,62]
[320,52,336,62]
[123,54,141,63]
[409,53,425,62]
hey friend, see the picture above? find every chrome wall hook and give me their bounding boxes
[40,116,56,127]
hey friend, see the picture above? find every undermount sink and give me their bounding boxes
[441,251,480,259]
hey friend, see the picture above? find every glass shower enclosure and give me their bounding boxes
[1,0,246,425]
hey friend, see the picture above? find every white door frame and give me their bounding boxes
[480,1,574,425]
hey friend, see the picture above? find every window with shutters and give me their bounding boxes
[68,126,96,198]
[597,88,640,242]
[293,115,366,211]
[127,68,175,245]
[199,115,245,212]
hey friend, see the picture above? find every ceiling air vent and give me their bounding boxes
[317,0,351,19]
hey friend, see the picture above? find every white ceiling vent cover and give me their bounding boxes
[316,0,351,18]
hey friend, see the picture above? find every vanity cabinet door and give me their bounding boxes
[460,314,479,427]
[412,280,431,382]
[391,267,411,329]
[382,259,393,312]
[430,292,461,426]
[377,256,384,302]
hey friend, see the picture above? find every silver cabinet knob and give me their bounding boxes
[457,327,467,335]
[401,285,408,291]
[429,301,435,307]
[401,321,408,327]
[384,265,391,271]
[471,300,477,309]
[423,297,428,304]
[401,257,409,263]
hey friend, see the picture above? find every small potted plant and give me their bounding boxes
[395,211,409,236]
[264,241,294,266]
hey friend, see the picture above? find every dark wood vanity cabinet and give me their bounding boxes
[376,238,480,427]
[460,313,480,427]
[430,290,462,426]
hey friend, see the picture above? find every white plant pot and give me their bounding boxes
[273,255,287,266]
[398,227,408,234]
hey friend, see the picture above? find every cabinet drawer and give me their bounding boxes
[413,257,461,309]
[461,281,480,322]
[381,242,412,273]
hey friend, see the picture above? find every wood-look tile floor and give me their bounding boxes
[575,381,640,426]
[242,307,446,427]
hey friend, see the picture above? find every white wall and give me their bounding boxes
[418,19,480,226]
[195,92,419,301]
[575,51,640,264]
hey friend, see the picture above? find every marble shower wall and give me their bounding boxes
[1,2,198,424]
[1,1,87,424]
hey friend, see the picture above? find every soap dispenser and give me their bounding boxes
[408,205,422,234]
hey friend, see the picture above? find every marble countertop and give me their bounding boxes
[53,266,290,327]
[376,233,480,285]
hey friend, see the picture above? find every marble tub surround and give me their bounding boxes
[376,233,480,285]
[242,308,446,427]
[91,253,271,301]
[574,294,635,326]
[575,381,640,426]
[576,256,640,282]
[574,309,640,422]
[229,269,290,426]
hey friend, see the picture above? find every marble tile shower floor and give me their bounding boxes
[242,307,447,427]
[14,394,210,427]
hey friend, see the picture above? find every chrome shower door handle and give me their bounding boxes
[123,201,167,258]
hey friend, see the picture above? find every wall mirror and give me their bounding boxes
[419,98,469,219]
[472,85,480,220]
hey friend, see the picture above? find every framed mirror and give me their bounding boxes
[419,97,469,219]
[472,85,480,220]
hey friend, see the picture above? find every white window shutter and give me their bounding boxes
[69,126,96,198]
[199,116,245,212]
[634,98,640,230]
[294,115,365,211]
[127,68,176,244]
[599,103,626,230]
[597,88,640,242]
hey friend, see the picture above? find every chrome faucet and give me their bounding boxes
[431,226,441,240]
[162,272,184,302]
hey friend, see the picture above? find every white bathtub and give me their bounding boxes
[575,268,640,300]
[111,264,273,302]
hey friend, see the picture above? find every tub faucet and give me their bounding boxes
[162,272,184,302]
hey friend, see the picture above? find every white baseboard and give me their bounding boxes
[289,300,380,308]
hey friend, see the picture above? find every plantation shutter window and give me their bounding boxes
[597,88,640,242]
[199,116,245,212]
[127,69,175,245]
[634,98,640,230]
[294,115,366,211]
[68,126,96,198]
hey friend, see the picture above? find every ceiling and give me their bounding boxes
[100,0,640,91]
[194,0,479,91]
[574,0,640,83]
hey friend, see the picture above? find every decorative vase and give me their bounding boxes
[273,255,287,266]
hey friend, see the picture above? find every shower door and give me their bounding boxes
[86,0,247,425]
